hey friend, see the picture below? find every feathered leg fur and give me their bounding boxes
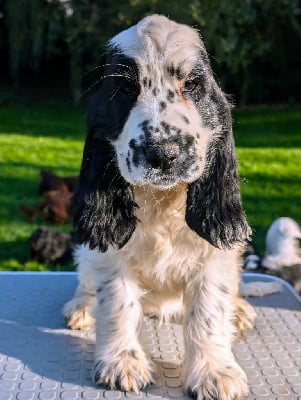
[183,253,250,400]
[63,251,96,330]
[63,245,154,392]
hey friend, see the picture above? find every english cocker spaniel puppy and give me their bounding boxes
[262,217,301,271]
[63,14,256,400]
[29,227,74,264]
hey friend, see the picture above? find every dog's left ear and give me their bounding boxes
[185,108,250,249]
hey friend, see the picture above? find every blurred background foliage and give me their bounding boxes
[0,0,301,105]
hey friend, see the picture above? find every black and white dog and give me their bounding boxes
[63,15,256,400]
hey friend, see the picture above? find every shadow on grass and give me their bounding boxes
[0,103,86,140]
[233,105,301,148]
[235,121,301,148]
[0,237,29,264]
[0,161,80,176]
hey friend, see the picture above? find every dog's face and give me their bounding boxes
[96,15,225,189]
[75,15,250,252]
[109,22,210,189]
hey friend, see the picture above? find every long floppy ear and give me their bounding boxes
[73,94,137,252]
[185,117,250,249]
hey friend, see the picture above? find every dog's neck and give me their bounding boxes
[133,182,187,220]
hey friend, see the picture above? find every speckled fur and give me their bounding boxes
[63,15,255,400]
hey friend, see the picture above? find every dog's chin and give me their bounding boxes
[128,173,199,191]
[131,176,180,191]
[147,178,180,191]
[121,164,202,191]
[122,170,180,190]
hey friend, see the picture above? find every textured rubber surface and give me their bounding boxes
[0,272,300,400]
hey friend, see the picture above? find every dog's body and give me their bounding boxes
[63,15,255,400]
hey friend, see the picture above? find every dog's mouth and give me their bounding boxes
[135,163,201,189]
[145,174,180,190]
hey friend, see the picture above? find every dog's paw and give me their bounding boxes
[62,297,95,330]
[92,350,154,392]
[185,362,248,400]
[234,297,256,333]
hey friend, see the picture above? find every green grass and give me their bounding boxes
[0,101,86,271]
[0,101,300,270]
[234,105,301,249]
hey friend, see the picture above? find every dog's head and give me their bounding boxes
[74,14,250,252]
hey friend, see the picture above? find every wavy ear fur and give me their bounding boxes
[73,94,137,252]
[185,101,250,249]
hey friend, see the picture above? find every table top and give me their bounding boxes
[0,272,300,400]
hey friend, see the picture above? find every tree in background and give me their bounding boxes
[1,0,300,104]
[193,0,301,105]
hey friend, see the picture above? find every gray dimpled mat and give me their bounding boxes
[0,272,300,400]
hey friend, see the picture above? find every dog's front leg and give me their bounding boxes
[183,258,248,400]
[92,261,154,392]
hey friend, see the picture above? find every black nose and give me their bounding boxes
[146,144,180,171]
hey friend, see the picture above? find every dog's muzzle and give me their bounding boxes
[126,132,199,188]
[145,143,180,172]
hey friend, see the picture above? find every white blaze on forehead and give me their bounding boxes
[109,14,203,75]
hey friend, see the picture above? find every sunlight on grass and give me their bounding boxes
[1,134,83,170]
[0,106,85,270]
[237,147,301,246]
[0,134,82,228]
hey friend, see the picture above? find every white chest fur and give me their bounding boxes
[122,184,214,290]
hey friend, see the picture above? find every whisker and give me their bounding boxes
[84,63,137,77]
[103,73,133,80]
[107,157,122,191]
[81,79,103,98]
[101,158,115,182]
[109,87,120,101]
[81,72,137,98]
[107,172,120,192]
[84,65,104,75]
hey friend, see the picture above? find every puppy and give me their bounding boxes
[262,217,301,270]
[63,15,256,400]
[262,217,301,294]
[39,170,78,195]
[29,227,73,264]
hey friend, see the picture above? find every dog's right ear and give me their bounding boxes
[73,93,138,253]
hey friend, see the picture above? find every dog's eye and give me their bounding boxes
[120,80,139,96]
[183,79,198,93]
